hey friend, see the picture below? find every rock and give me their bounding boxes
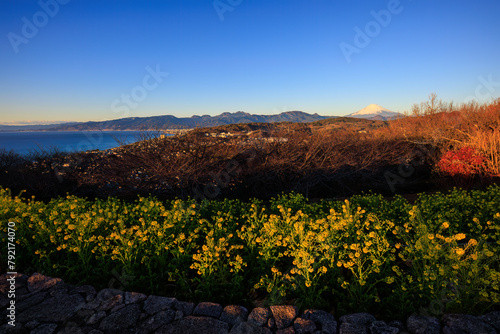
[479,311,500,331]
[193,302,224,318]
[0,273,28,295]
[442,314,495,334]
[88,330,104,334]
[27,273,62,294]
[56,321,86,334]
[96,290,123,312]
[143,295,176,315]
[248,307,271,327]
[156,316,229,334]
[339,322,368,334]
[406,315,440,334]
[220,305,249,327]
[0,295,9,309]
[174,300,195,316]
[29,323,58,334]
[98,303,141,332]
[70,285,97,302]
[370,320,400,334]
[294,317,316,334]
[340,313,376,326]
[25,320,41,329]
[270,305,298,330]
[140,309,176,332]
[17,293,85,323]
[388,321,404,331]
[302,309,337,334]
[124,291,147,304]
[229,322,273,334]
[268,317,276,329]
[339,313,376,334]
[277,327,296,334]
[17,291,48,312]
[86,311,106,325]
[0,323,25,334]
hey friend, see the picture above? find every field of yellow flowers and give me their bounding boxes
[1,186,499,319]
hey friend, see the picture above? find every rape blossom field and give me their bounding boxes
[1,186,499,320]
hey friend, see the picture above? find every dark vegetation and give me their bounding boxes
[0,96,499,202]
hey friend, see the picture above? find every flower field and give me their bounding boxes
[1,186,500,319]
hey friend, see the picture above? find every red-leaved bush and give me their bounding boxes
[438,146,490,178]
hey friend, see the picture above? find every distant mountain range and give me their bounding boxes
[0,106,404,132]
[346,104,403,121]
[1,111,331,131]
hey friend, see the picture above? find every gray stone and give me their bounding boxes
[229,322,273,334]
[442,314,495,334]
[302,309,337,334]
[143,295,176,315]
[83,288,121,310]
[270,305,298,330]
[27,273,62,294]
[0,323,25,334]
[25,320,41,330]
[175,310,184,320]
[220,305,249,327]
[339,313,376,334]
[340,313,376,326]
[370,320,400,334]
[56,321,85,334]
[479,311,500,331]
[17,291,48,312]
[388,321,404,331]
[97,291,123,312]
[294,317,316,334]
[407,315,440,334]
[193,302,224,318]
[339,322,367,334]
[30,323,58,334]
[174,300,195,316]
[156,316,230,334]
[140,309,176,332]
[88,331,104,334]
[17,293,85,323]
[70,285,97,302]
[0,295,9,309]
[99,303,141,332]
[248,307,271,327]
[124,291,147,304]
[86,311,106,325]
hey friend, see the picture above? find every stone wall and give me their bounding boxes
[0,273,499,334]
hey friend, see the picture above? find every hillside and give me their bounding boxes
[46,111,331,131]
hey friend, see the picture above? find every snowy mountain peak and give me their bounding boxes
[352,104,391,115]
[346,104,403,120]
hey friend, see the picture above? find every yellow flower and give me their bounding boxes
[428,234,434,240]
[455,233,466,241]
[455,248,465,256]
[442,222,449,229]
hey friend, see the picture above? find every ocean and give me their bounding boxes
[0,130,157,156]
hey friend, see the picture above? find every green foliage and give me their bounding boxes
[1,186,499,319]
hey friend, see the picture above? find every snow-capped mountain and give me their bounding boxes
[346,104,403,120]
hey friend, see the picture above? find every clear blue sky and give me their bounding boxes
[1,0,499,124]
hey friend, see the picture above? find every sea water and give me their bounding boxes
[0,130,153,156]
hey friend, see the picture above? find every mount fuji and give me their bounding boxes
[346,104,403,121]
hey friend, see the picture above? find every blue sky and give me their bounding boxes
[1,0,499,124]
